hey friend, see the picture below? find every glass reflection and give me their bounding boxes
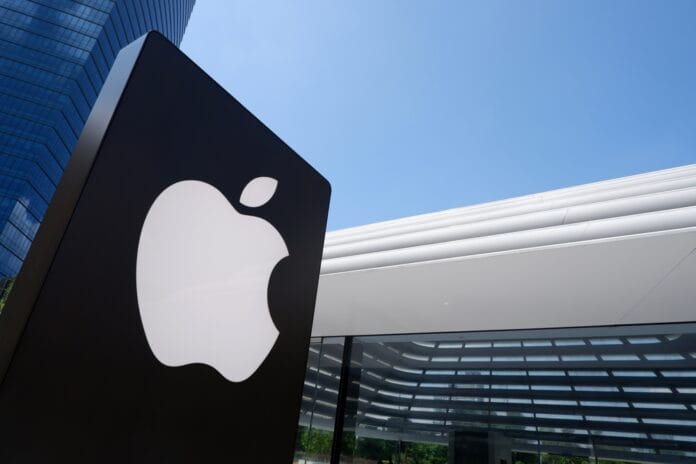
[295,337,345,464]
[300,324,696,463]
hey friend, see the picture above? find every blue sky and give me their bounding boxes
[181,1,696,231]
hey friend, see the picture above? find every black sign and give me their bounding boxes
[0,32,330,462]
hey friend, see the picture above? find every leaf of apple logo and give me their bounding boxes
[135,178,288,382]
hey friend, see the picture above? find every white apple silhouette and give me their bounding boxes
[135,177,288,382]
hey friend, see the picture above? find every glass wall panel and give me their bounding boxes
[295,337,345,464]
[312,324,696,464]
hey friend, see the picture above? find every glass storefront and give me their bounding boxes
[296,324,696,464]
[296,337,345,463]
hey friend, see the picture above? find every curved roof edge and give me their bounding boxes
[314,165,696,337]
[322,164,696,274]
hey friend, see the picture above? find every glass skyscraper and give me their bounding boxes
[0,0,195,280]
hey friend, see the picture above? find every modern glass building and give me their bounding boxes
[0,0,195,280]
[297,165,696,464]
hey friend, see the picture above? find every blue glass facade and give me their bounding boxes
[0,0,195,279]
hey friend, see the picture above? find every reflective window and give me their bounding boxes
[298,324,696,463]
[295,337,344,464]
[0,0,196,300]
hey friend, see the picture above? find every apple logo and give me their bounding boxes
[135,177,288,382]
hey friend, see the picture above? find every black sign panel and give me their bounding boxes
[0,33,330,462]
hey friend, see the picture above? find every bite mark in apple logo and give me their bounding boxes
[135,177,288,382]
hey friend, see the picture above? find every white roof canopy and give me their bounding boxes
[313,165,696,337]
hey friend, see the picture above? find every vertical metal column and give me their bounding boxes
[330,336,353,464]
